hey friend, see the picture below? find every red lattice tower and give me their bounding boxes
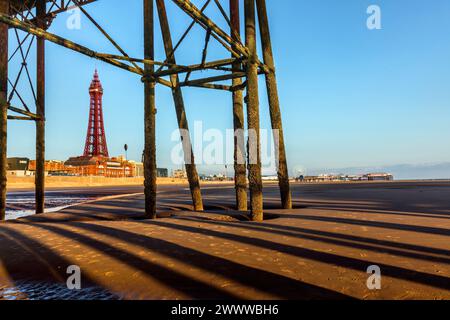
[83,69,109,158]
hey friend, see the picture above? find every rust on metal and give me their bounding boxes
[230,0,247,212]
[143,0,157,219]
[245,0,263,221]
[35,0,46,214]
[0,0,9,221]
[156,0,204,212]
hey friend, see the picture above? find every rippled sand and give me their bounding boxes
[1,182,449,300]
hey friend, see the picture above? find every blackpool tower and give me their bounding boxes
[83,70,109,158]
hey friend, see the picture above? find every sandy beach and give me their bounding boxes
[5,176,191,190]
[0,181,449,300]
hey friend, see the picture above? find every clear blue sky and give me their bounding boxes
[6,0,450,176]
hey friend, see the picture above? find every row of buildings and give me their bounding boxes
[6,157,169,178]
[296,173,394,182]
[7,158,395,182]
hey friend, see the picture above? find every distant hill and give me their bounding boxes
[309,163,450,180]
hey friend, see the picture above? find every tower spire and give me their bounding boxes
[83,70,109,158]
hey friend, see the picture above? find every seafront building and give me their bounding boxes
[6,157,31,176]
[63,70,131,177]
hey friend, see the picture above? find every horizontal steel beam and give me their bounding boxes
[187,83,232,91]
[7,115,34,120]
[8,105,41,120]
[154,58,241,77]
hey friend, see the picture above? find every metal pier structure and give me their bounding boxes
[0,0,292,221]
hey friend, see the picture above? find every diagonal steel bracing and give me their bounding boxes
[10,0,97,23]
[0,0,292,221]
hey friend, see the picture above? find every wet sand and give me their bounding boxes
[0,181,449,300]
[6,176,189,190]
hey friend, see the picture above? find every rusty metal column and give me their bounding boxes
[230,0,247,212]
[156,0,203,211]
[143,0,157,219]
[256,0,292,209]
[245,0,263,221]
[35,0,46,214]
[0,0,8,221]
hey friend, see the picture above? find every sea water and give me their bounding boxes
[5,193,95,220]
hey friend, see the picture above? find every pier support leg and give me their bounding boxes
[156,0,203,211]
[35,0,46,214]
[245,0,263,221]
[0,0,9,221]
[143,0,157,219]
[256,0,292,209]
[230,0,247,212]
